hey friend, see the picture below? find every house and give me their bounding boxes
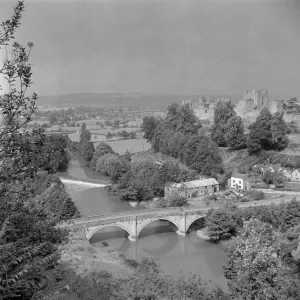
[291,169,300,181]
[280,167,292,180]
[230,173,251,191]
[164,178,219,198]
[267,164,281,173]
[253,164,267,175]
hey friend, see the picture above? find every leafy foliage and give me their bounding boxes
[224,116,246,149]
[90,142,115,170]
[211,101,239,147]
[247,108,289,153]
[205,206,239,242]
[145,103,223,176]
[223,218,300,300]
[141,116,159,142]
[0,3,77,298]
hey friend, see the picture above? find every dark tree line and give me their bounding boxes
[210,101,289,153]
[0,2,78,299]
[142,103,224,176]
[205,200,300,299]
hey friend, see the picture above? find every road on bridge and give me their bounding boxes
[60,195,299,228]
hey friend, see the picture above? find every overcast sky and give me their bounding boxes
[0,0,300,99]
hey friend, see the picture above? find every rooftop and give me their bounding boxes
[165,178,219,189]
[231,173,249,179]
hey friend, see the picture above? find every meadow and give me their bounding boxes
[95,138,151,155]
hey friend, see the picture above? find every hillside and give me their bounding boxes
[37,93,240,109]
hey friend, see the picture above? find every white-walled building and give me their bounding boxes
[230,173,251,191]
[291,169,300,181]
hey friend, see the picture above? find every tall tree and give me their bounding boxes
[191,136,224,175]
[90,142,115,170]
[211,101,236,146]
[224,218,300,299]
[224,116,246,148]
[270,112,289,150]
[0,2,71,298]
[247,108,274,153]
[142,116,158,142]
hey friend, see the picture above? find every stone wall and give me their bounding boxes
[183,90,299,126]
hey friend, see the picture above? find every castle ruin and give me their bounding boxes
[183,89,297,125]
[182,96,230,122]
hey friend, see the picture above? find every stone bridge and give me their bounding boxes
[60,207,211,241]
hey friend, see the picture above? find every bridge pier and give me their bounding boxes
[128,216,138,242]
[176,229,187,236]
[69,209,207,243]
[128,235,137,242]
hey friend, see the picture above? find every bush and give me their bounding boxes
[124,259,139,269]
[165,193,188,207]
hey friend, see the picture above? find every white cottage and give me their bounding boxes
[291,169,300,181]
[230,173,251,191]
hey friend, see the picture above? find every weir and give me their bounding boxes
[60,178,107,188]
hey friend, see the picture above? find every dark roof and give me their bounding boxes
[231,173,249,179]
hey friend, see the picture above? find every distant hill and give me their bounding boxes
[37,93,241,109]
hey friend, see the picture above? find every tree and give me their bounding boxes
[90,142,115,170]
[106,131,113,140]
[81,122,86,131]
[129,131,136,139]
[205,208,238,242]
[182,135,204,166]
[211,101,236,146]
[124,150,131,161]
[120,130,129,139]
[273,171,286,187]
[262,169,274,184]
[247,108,288,153]
[0,2,73,298]
[224,116,246,148]
[142,116,158,142]
[281,199,300,232]
[165,193,187,207]
[224,218,300,299]
[82,141,95,162]
[271,112,289,150]
[39,134,70,173]
[49,114,58,125]
[191,136,224,176]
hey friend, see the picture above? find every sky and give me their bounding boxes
[0,0,300,99]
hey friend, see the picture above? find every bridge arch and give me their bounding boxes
[186,215,205,233]
[86,223,132,241]
[137,217,181,238]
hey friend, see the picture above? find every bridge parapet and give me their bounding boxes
[64,208,208,242]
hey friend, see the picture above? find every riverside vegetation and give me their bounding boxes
[2,2,300,300]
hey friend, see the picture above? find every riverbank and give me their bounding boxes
[59,230,134,278]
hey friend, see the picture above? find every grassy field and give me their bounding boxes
[288,134,300,143]
[282,134,300,155]
[68,133,109,142]
[89,127,139,134]
[94,138,151,155]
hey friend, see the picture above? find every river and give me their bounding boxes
[60,157,228,290]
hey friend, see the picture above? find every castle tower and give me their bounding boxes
[243,89,269,110]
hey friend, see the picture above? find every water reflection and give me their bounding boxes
[90,220,228,290]
[61,158,228,290]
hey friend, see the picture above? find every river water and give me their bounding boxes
[60,158,228,290]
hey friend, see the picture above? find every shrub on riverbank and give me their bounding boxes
[154,193,188,208]
[36,258,229,300]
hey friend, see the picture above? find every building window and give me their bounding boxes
[239,181,241,184]
[233,180,235,182]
